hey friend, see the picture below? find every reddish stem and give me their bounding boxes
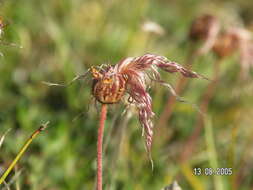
[97,104,107,190]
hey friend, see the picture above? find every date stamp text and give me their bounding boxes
[193,168,233,176]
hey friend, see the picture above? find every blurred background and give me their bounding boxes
[0,0,253,189]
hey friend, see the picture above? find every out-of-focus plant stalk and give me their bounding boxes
[97,104,107,190]
[155,51,196,144]
[180,58,221,162]
[0,122,49,186]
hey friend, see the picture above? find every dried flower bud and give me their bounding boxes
[189,14,220,41]
[212,32,239,57]
[189,14,220,55]
[212,26,253,79]
[213,27,252,58]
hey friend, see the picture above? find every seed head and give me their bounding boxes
[90,54,208,154]
[44,54,208,160]
[212,27,253,78]
[189,14,219,40]
[189,14,220,55]
[212,31,239,57]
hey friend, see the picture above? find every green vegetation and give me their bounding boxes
[0,0,253,189]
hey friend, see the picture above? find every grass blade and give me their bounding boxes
[0,129,11,149]
[204,117,224,190]
[0,121,50,185]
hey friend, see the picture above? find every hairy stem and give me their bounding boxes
[97,104,107,190]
